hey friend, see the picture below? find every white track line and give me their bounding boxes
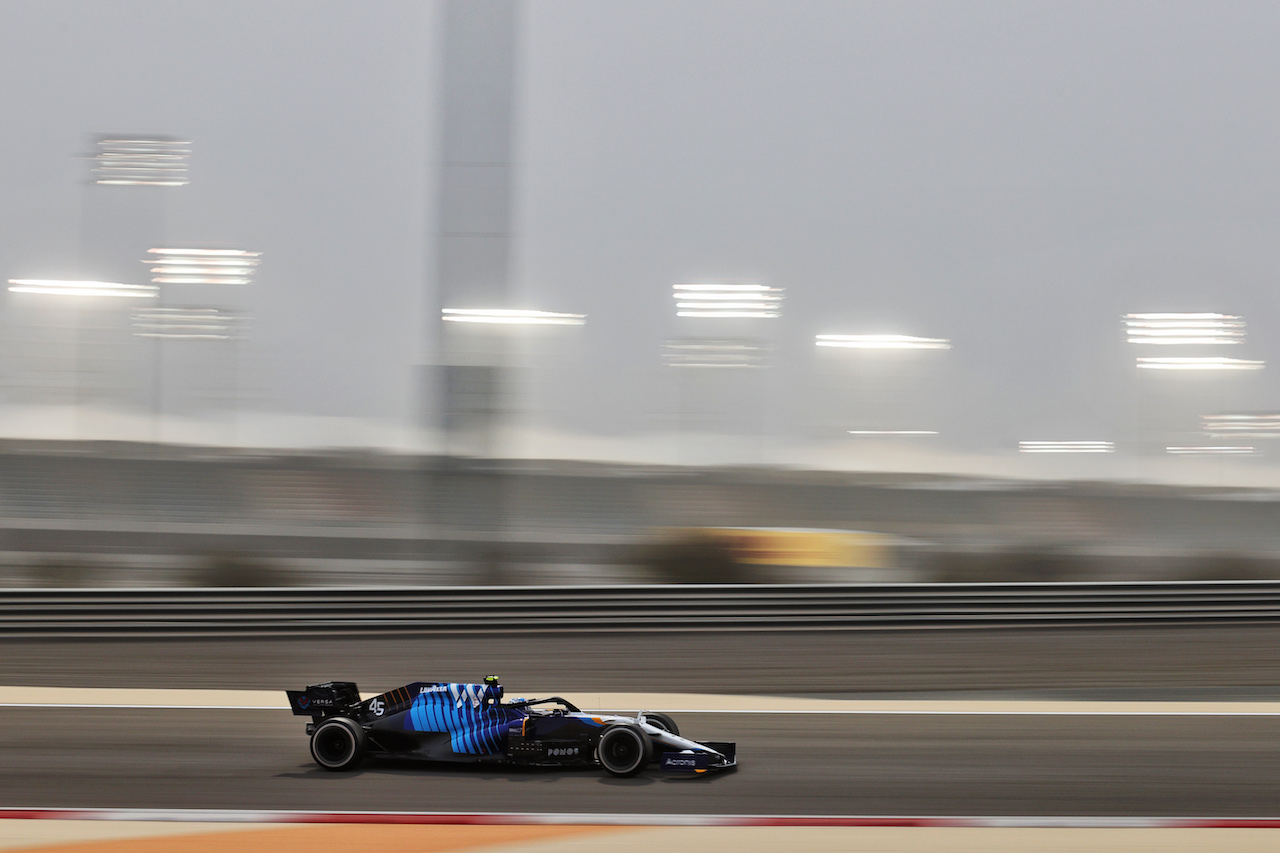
[4,687,1280,715]
[0,704,285,710]
[7,696,1280,712]
[609,708,1280,716]
[3,808,1280,829]
[3,704,1280,716]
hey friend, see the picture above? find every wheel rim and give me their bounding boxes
[314,723,355,766]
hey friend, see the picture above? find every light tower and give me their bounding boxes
[77,135,190,415]
[662,283,784,462]
[431,0,520,458]
[138,247,260,442]
[1124,312,1264,454]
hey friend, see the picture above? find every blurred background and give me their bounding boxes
[4,0,1280,587]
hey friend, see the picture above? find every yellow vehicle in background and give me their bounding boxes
[677,527,907,583]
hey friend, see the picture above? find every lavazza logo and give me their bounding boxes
[414,683,488,709]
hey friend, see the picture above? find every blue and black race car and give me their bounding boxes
[285,676,736,777]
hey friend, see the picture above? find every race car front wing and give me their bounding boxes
[659,740,737,773]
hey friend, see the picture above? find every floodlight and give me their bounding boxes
[133,307,245,339]
[847,430,939,435]
[1124,313,1245,345]
[1201,413,1280,438]
[663,340,767,368]
[144,248,260,285]
[1136,357,1263,370]
[673,284,782,319]
[817,334,951,350]
[1166,446,1255,455]
[92,137,191,186]
[442,308,585,325]
[1019,441,1114,453]
[7,279,157,298]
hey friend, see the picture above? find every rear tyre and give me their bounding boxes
[309,716,366,771]
[597,724,652,777]
[643,712,679,736]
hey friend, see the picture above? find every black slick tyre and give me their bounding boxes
[643,712,679,736]
[597,724,652,777]
[309,716,366,771]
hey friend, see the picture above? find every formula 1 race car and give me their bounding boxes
[285,676,736,777]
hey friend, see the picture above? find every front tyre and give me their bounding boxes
[597,724,652,777]
[309,716,366,771]
[643,712,679,736]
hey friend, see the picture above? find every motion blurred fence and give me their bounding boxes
[2,582,1280,637]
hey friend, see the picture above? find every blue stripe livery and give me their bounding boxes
[405,682,527,755]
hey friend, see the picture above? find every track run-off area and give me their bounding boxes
[4,624,1280,850]
[3,687,1280,818]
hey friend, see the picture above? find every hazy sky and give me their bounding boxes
[3,1,1280,455]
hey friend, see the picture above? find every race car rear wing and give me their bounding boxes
[285,681,360,717]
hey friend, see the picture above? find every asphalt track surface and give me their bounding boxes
[4,708,1280,817]
[4,625,1280,817]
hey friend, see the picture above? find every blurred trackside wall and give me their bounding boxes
[0,441,1278,585]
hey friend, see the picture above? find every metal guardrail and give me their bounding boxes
[2,582,1280,637]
